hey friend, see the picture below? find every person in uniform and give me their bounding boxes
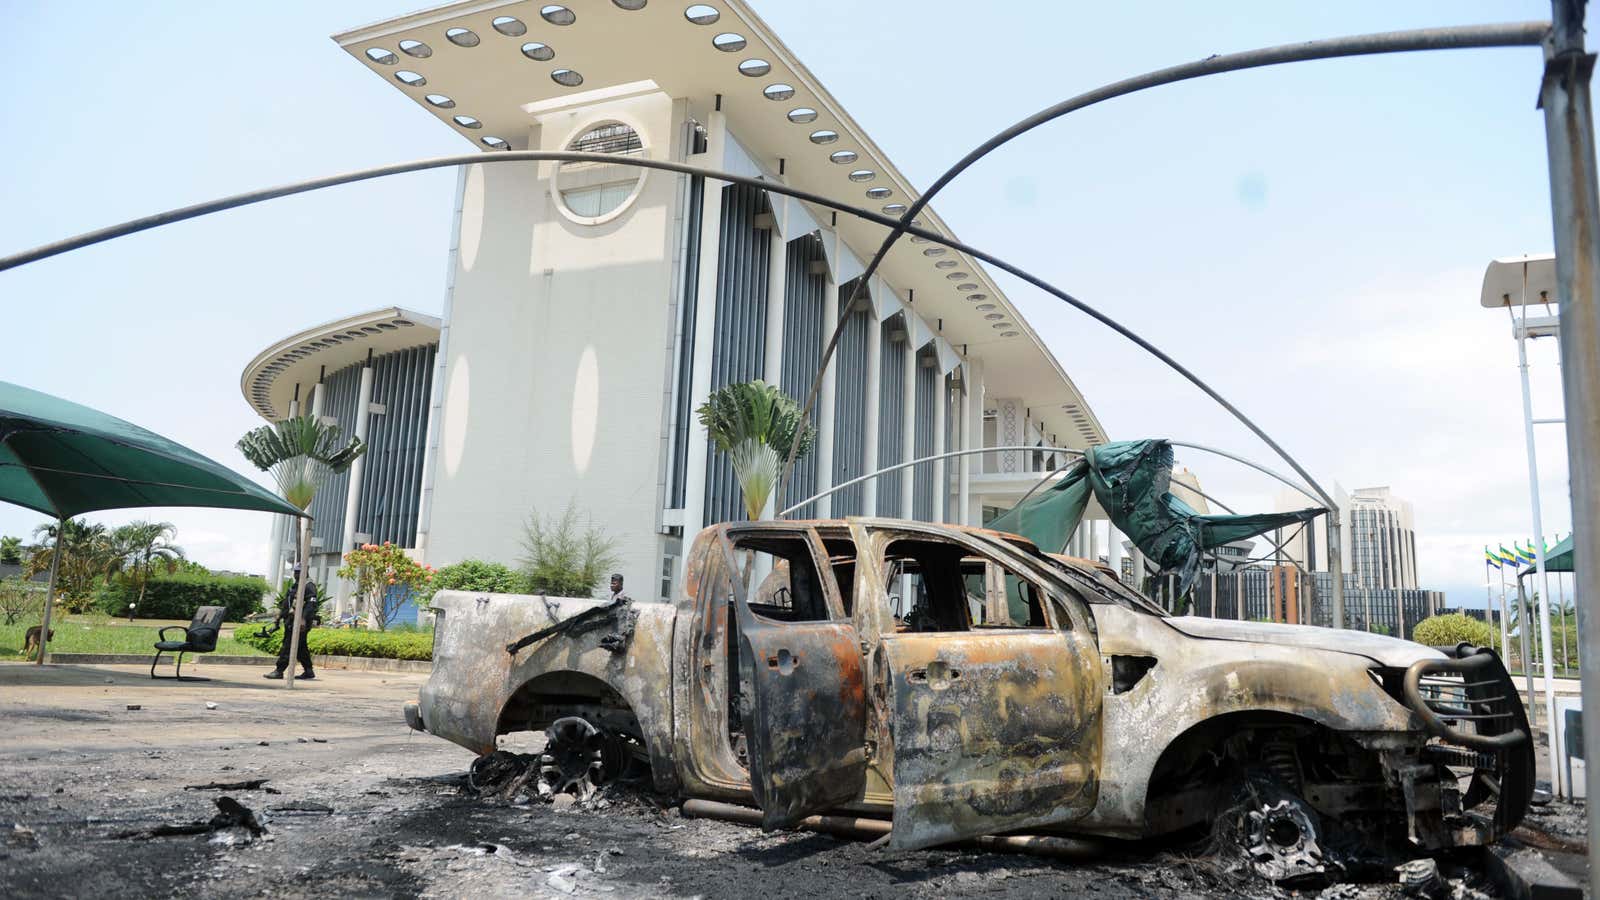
[265,564,321,680]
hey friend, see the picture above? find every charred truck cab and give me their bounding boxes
[406,519,1531,871]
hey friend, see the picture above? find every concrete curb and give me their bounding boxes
[47,653,433,673]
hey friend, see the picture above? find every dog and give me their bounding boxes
[23,626,54,661]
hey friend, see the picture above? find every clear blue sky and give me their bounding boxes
[2,1,1572,607]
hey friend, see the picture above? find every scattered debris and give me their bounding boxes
[269,801,334,815]
[8,824,39,851]
[184,779,278,793]
[1396,858,1446,898]
[116,797,268,842]
[546,864,583,894]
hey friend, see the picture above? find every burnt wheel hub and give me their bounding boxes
[1246,796,1326,883]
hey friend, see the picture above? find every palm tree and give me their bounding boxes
[27,519,117,611]
[110,521,185,617]
[697,380,816,520]
[238,415,365,688]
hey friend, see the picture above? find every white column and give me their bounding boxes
[760,228,787,520]
[932,370,948,522]
[335,364,376,617]
[862,301,882,516]
[680,112,727,538]
[814,274,838,518]
[900,341,916,519]
[763,232,787,386]
[1107,525,1124,580]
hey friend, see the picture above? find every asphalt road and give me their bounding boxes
[0,661,1543,899]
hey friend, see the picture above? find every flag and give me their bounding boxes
[1485,546,1501,569]
[1500,545,1522,568]
[1517,542,1536,565]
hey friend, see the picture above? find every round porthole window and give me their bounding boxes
[554,121,648,225]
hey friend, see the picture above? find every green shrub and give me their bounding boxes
[519,502,618,597]
[417,559,528,606]
[235,625,433,661]
[1412,613,1494,650]
[96,573,267,622]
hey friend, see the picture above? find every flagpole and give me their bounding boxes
[1499,551,1512,663]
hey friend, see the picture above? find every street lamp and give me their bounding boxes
[1480,254,1563,795]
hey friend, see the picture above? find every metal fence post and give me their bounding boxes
[1539,0,1600,882]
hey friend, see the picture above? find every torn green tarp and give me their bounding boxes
[986,439,1325,596]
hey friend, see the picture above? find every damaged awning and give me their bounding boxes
[986,439,1325,595]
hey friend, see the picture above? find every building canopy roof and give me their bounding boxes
[241,307,441,421]
[332,0,1106,448]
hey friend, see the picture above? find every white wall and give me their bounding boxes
[425,91,682,595]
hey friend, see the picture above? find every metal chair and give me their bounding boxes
[150,605,226,680]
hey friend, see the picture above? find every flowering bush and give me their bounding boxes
[337,542,434,631]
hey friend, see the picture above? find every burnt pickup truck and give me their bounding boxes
[406,518,1531,877]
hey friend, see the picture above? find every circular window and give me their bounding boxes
[866,188,892,201]
[445,27,480,47]
[909,236,928,243]
[492,16,527,36]
[991,322,1012,330]
[984,313,1004,321]
[713,33,746,52]
[1001,331,1019,338]
[481,136,509,150]
[365,47,398,64]
[829,150,857,164]
[555,121,648,224]
[955,283,979,291]
[847,169,874,182]
[975,303,996,311]
[399,39,432,58]
[541,5,576,25]
[552,68,584,86]
[738,59,771,77]
[764,84,796,101]
[881,203,906,215]
[425,93,455,108]
[944,271,970,279]
[453,115,482,129]
[395,70,426,86]
[923,247,947,257]
[787,107,817,123]
[614,0,648,9]
[966,293,989,302]
[685,5,720,25]
[521,42,555,61]
[809,129,838,144]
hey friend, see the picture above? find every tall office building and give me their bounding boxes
[1346,487,1419,590]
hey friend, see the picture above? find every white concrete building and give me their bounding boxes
[244,0,1112,601]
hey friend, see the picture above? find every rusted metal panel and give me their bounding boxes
[881,632,1101,850]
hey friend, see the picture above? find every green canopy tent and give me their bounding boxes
[0,380,304,664]
[1538,533,1577,573]
[987,439,1325,599]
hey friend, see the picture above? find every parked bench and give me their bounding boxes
[150,605,226,681]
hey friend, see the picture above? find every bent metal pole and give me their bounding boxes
[1540,0,1600,883]
[773,21,1548,627]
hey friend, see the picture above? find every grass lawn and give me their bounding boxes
[0,613,270,660]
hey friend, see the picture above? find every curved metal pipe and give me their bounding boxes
[779,444,1083,517]
[1167,440,1323,506]
[0,146,1333,509]
[778,20,1548,510]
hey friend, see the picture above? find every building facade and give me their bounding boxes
[245,0,1114,607]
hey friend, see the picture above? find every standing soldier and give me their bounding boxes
[265,564,320,680]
